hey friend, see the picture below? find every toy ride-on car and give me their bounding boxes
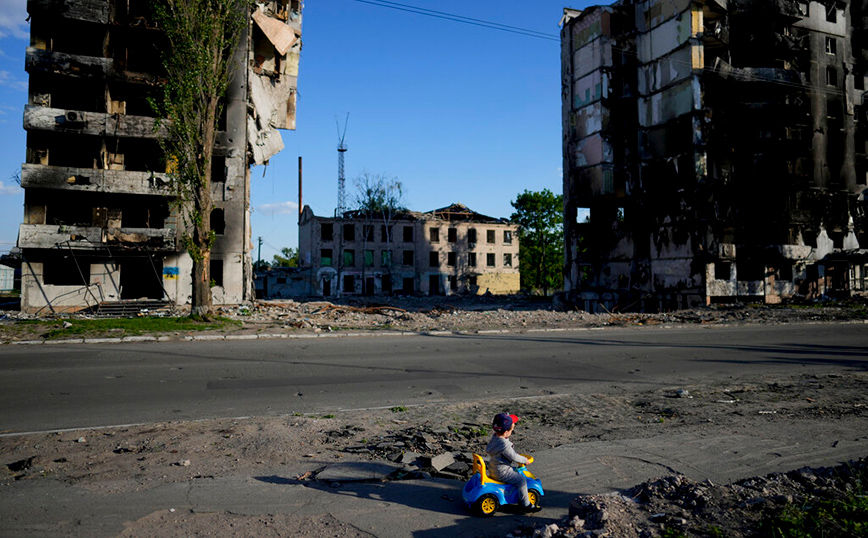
[462,453,544,516]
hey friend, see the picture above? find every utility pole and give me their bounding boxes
[257,237,262,269]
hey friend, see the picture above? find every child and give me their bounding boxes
[485,412,541,513]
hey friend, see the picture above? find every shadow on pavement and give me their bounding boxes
[254,473,574,538]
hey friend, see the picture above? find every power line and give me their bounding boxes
[352,0,560,42]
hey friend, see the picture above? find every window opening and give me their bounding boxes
[447,252,456,266]
[343,249,355,266]
[403,226,413,242]
[402,250,414,266]
[343,223,355,241]
[320,248,332,266]
[210,208,225,235]
[503,253,512,267]
[486,230,495,244]
[429,251,439,267]
[321,223,333,241]
[429,228,439,243]
[210,259,223,287]
[447,228,457,242]
[503,230,512,244]
[468,252,477,267]
[486,253,495,267]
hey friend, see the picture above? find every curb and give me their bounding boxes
[5,319,866,347]
[0,326,599,346]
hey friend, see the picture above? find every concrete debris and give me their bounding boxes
[507,457,868,538]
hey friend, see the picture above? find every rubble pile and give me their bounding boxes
[511,457,868,538]
[323,422,489,481]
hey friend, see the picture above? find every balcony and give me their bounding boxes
[24,106,166,138]
[20,164,174,196]
[19,224,177,251]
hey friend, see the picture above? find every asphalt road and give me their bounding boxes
[2,322,867,433]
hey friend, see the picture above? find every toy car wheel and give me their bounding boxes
[473,493,499,517]
[528,489,541,507]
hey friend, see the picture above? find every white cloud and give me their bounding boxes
[0,182,21,196]
[257,201,299,215]
[0,0,28,40]
[0,70,27,92]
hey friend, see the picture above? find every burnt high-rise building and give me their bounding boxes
[560,0,868,312]
[18,0,302,313]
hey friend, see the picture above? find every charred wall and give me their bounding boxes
[561,0,868,313]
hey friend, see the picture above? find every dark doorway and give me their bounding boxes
[403,277,414,294]
[429,274,441,295]
[323,279,331,297]
[120,258,164,299]
[365,277,375,295]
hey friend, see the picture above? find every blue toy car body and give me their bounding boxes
[462,453,544,516]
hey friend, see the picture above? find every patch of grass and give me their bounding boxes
[390,406,407,413]
[761,494,868,537]
[20,316,241,340]
[761,465,868,537]
[321,414,335,419]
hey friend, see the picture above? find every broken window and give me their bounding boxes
[826,67,837,86]
[343,223,355,241]
[715,261,731,280]
[449,275,457,291]
[403,226,413,242]
[362,225,374,242]
[402,250,414,266]
[320,248,332,266]
[364,250,374,267]
[403,277,414,293]
[381,225,392,243]
[829,230,844,249]
[468,252,477,267]
[486,230,495,244]
[826,5,837,22]
[486,253,495,267]
[503,230,512,245]
[469,275,477,288]
[825,37,837,55]
[320,223,333,241]
[777,263,794,281]
[447,228,457,243]
[467,228,477,244]
[210,259,223,287]
[381,250,392,266]
[210,208,225,235]
[43,256,90,286]
[503,253,512,267]
[343,274,355,294]
[447,252,456,266]
[211,156,226,184]
[803,230,817,248]
[737,259,764,281]
[429,251,439,267]
[429,228,440,243]
[343,249,355,267]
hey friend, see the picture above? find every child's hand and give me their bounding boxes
[523,455,534,464]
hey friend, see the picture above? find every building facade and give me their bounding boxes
[298,203,520,297]
[560,0,868,313]
[18,0,301,313]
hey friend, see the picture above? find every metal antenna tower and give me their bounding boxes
[336,113,349,216]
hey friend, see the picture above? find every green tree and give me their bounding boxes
[510,189,564,295]
[352,172,406,293]
[152,0,246,317]
[272,247,299,268]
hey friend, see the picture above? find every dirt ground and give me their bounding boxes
[2,299,868,536]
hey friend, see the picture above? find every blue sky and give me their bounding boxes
[0,0,586,262]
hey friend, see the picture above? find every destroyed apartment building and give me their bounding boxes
[17,0,302,313]
[297,203,520,297]
[560,0,868,312]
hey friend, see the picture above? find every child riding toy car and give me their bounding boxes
[462,453,544,516]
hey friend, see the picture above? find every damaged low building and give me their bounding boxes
[560,0,868,312]
[297,203,520,297]
[18,0,302,313]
